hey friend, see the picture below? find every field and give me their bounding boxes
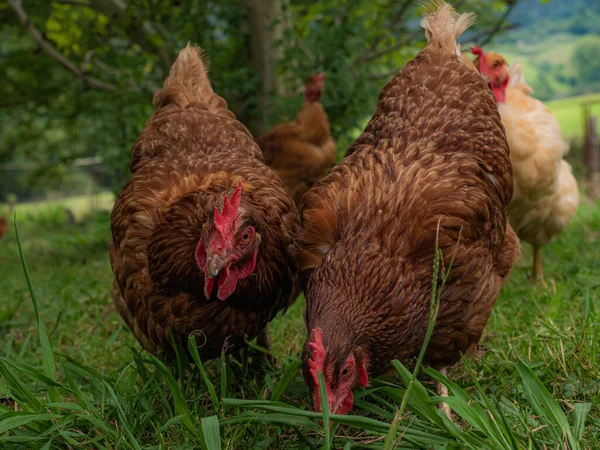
[493,31,600,140]
[0,186,599,449]
[493,33,593,101]
[547,93,600,139]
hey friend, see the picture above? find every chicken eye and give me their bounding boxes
[341,367,350,377]
[239,229,252,244]
[492,61,500,69]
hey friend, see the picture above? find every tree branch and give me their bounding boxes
[475,1,518,46]
[55,0,91,6]
[358,0,415,65]
[468,23,518,46]
[356,29,422,65]
[7,0,117,92]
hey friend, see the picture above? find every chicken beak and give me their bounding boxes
[206,253,229,278]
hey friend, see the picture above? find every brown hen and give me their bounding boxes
[299,2,520,416]
[109,45,299,359]
[256,74,336,205]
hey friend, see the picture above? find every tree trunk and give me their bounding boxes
[245,0,289,135]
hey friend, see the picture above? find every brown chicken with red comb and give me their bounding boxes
[256,73,336,205]
[299,1,519,416]
[109,45,299,359]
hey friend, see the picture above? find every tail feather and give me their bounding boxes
[153,44,217,111]
[419,0,476,57]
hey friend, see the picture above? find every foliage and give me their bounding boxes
[571,35,600,85]
[1,0,517,197]
[0,196,598,448]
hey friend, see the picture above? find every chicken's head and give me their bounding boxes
[304,73,325,103]
[470,45,509,103]
[303,328,368,415]
[195,184,261,300]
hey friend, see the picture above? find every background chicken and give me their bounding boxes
[471,46,579,280]
[109,45,299,359]
[0,217,7,242]
[298,2,519,416]
[256,73,336,205]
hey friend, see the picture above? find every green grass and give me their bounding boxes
[547,92,600,139]
[0,192,114,220]
[0,194,599,448]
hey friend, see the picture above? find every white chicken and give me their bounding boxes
[471,46,579,280]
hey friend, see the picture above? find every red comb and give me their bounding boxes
[214,183,242,236]
[308,328,326,385]
[470,45,484,56]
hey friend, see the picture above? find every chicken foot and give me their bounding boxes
[436,366,453,419]
[531,246,543,282]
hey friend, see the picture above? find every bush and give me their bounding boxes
[572,36,600,85]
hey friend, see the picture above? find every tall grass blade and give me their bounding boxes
[0,360,42,411]
[201,415,221,450]
[572,403,591,442]
[187,336,219,415]
[102,380,142,450]
[220,412,319,430]
[317,372,331,450]
[516,359,578,449]
[14,217,59,405]
[271,359,301,402]
[149,355,196,437]
[0,413,62,434]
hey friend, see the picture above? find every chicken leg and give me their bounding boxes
[531,246,543,282]
[256,326,276,368]
[436,366,453,419]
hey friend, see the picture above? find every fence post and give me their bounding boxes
[586,114,599,199]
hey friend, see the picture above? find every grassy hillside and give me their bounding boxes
[492,33,597,101]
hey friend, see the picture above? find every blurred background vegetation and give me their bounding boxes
[1,0,599,207]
